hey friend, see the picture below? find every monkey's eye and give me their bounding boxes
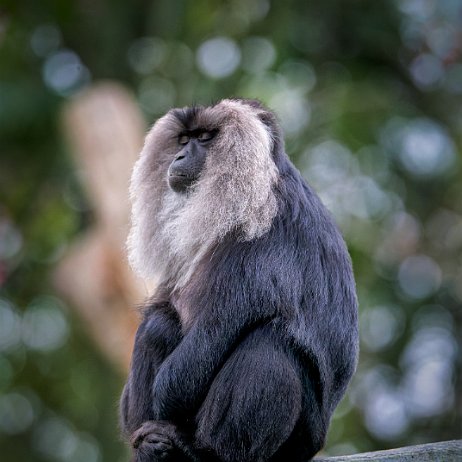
[197,131,214,142]
[178,134,190,145]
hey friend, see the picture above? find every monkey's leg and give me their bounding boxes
[195,326,303,462]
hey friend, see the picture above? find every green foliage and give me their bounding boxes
[1,0,461,460]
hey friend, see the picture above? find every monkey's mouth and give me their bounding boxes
[168,172,197,193]
[169,172,187,178]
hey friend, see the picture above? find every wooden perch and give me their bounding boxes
[315,439,462,461]
[55,82,148,371]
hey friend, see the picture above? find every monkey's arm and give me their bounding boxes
[152,307,272,420]
[120,303,182,436]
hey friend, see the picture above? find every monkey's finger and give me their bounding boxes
[144,433,173,445]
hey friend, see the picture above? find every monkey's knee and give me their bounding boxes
[270,418,326,462]
[196,345,302,462]
[271,387,329,462]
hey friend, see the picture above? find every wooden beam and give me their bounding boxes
[315,440,462,461]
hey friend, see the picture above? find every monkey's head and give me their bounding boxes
[128,99,282,287]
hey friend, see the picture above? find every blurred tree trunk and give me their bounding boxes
[54,82,147,371]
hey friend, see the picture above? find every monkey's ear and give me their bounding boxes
[256,110,275,127]
[255,109,284,156]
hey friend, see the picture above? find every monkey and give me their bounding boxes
[120,98,359,462]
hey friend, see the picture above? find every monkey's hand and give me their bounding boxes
[130,420,200,462]
[131,420,174,460]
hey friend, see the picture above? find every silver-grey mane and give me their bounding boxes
[127,99,279,288]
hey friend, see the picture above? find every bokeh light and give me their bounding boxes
[127,37,166,75]
[32,417,101,462]
[21,296,69,352]
[381,118,457,178]
[401,325,456,417]
[138,76,176,115]
[0,299,22,352]
[196,37,241,79]
[0,218,22,260]
[43,50,91,96]
[241,37,276,74]
[30,24,62,58]
[361,305,405,352]
[0,392,35,435]
[398,255,442,300]
[409,53,444,89]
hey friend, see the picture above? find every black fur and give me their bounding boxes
[120,101,359,462]
[172,106,203,130]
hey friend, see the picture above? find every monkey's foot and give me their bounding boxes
[130,421,178,461]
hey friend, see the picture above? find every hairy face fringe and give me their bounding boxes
[127,99,279,289]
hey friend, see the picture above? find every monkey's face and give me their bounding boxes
[168,130,217,193]
[128,99,280,282]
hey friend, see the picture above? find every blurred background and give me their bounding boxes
[1,0,461,461]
